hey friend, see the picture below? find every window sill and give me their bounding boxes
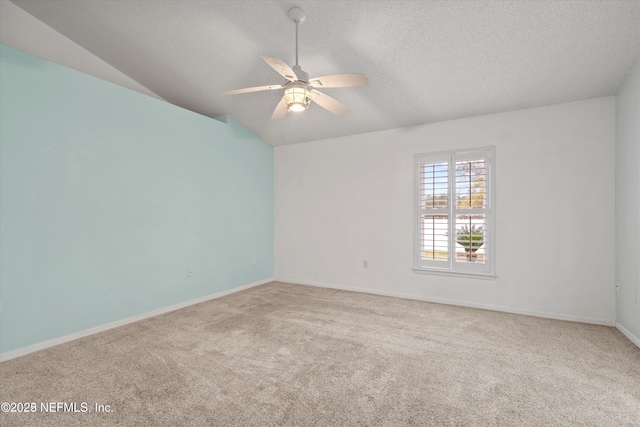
[412,267,497,280]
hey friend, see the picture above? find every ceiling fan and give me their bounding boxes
[223,6,368,119]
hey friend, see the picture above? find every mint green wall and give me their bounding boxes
[0,44,273,354]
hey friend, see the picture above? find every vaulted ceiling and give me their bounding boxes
[6,0,640,146]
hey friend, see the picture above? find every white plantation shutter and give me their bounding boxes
[418,158,450,266]
[415,148,495,276]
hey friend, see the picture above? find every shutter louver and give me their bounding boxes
[454,157,487,265]
[420,162,448,263]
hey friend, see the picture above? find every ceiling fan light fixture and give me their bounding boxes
[284,84,311,112]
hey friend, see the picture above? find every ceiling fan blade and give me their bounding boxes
[309,73,368,88]
[261,55,298,82]
[309,89,349,116]
[271,97,288,120]
[223,84,284,95]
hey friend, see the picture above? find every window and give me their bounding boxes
[414,147,495,277]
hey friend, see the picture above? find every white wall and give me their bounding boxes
[616,56,640,343]
[275,97,616,324]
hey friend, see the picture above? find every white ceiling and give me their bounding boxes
[0,0,165,101]
[6,0,640,146]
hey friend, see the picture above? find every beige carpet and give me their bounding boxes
[1,281,639,426]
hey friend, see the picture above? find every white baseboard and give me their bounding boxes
[0,277,274,363]
[616,322,640,349]
[275,277,616,327]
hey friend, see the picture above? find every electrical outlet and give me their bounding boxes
[363,260,368,269]
[187,267,193,278]
[252,256,257,265]
[633,289,638,304]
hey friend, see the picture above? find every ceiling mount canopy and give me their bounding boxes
[223,5,368,119]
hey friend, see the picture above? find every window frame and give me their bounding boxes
[413,146,496,278]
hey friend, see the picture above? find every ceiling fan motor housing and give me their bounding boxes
[292,64,308,83]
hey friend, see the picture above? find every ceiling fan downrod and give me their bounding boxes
[287,7,306,67]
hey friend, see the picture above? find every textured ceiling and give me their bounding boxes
[8,0,640,146]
